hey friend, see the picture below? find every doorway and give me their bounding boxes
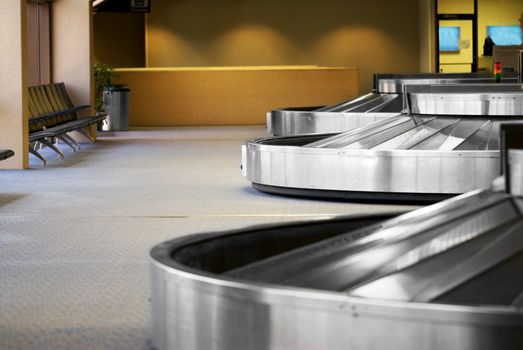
[435,0,478,73]
[27,0,51,86]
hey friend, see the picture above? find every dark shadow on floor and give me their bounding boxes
[0,193,28,208]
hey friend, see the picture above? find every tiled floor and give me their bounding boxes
[0,127,417,350]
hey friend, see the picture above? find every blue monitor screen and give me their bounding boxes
[439,26,460,52]
[487,25,522,45]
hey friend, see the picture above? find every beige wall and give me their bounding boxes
[146,0,421,92]
[52,0,93,109]
[52,0,95,140]
[93,12,146,68]
[0,0,28,169]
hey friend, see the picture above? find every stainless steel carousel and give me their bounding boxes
[150,134,523,350]
[244,84,523,203]
[269,72,520,137]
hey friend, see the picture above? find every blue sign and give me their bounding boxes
[487,25,522,46]
[439,26,461,52]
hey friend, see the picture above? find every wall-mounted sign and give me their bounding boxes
[458,39,470,50]
[131,0,150,13]
[439,26,461,52]
[94,0,151,13]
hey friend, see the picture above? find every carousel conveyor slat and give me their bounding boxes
[372,117,453,150]
[436,250,523,307]
[304,116,415,148]
[342,117,433,150]
[349,218,523,302]
[315,93,402,113]
[302,116,500,151]
[411,118,490,151]
[314,92,378,112]
[225,190,511,288]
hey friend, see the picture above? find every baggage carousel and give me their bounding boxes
[244,84,523,203]
[269,72,519,136]
[150,145,523,350]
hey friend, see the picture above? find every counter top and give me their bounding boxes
[115,66,354,73]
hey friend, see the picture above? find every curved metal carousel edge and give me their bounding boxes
[150,188,523,350]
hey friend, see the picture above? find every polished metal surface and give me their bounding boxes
[268,93,402,137]
[269,73,520,136]
[245,116,502,200]
[510,150,523,196]
[376,72,519,93]
[268,109,399,138]
[151,159,523,349]
[247,86,523,201]
[408,84,523,116]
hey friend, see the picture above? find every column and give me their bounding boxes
[0,0,29,169]
[52,0,95,142]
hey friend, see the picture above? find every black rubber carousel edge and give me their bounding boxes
[252,183,455,205]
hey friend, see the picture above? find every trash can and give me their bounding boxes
[102,85,130,131]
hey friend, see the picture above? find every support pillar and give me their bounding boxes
[52,0,95,142]
[0,0,29,169]
[419,0,437,73]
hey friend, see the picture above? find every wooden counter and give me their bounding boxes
[115,66,359,127]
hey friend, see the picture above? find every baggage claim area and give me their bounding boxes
[2,0,523,349]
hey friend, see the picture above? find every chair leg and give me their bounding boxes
[62,133,81,150]
[75,128,95,143]
[40,139,65,159]
[29,147,47,166]
[57,135,78,152]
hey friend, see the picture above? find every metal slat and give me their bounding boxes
[373,117,453,150]
[365,95,402,113]
[315,93,382,113]
[305,116,415,148]
[341,94,398,113]
[348,200,522,300]
[409,119,462,150]
[412,220,523,302]
[436,119,491,151]
[226,191,508,288]
[288,196,516,291]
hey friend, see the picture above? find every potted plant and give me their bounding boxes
[93,63,118,128]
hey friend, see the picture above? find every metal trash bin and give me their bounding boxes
[102,85,130,131]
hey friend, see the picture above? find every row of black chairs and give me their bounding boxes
[28,83,106,165]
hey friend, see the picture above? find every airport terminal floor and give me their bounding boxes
[0,127,415,349]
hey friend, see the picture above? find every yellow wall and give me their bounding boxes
[478,0,523,50]
[478,0,523,70]
[145,0,421,92]
[437,0,523,71]
[93,12,145,67]
[438,0,474,13]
